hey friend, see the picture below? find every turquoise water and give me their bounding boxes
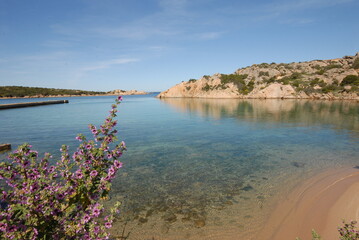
[0,95,358,239]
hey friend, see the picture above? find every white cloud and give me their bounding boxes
[266,0,354,14]
[81,58,139,72]
[158,0,188,14]
[195,32,223,40]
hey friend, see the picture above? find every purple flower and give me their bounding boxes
[30,183,39,192]
[0,222,7,231]
[108,166,116,176]
[93,226,100,234]
[75,136,82,141]
[8,225,16,232]
[114,160,123,169]
[48,166,56,173]
[75,170,83,179]
[22,160,30,167]
[82,214,91,224]
[86,144,91,150]
[56,193,65,200]
[117,96,123,101]
[92,208,101,217]
[105,222,112,229]
[107,154,112,159]
[90,170,98,177]
[1,191,7,200]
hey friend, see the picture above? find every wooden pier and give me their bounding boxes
[0,100,69,109]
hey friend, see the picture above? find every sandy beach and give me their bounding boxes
[257,167,359,240]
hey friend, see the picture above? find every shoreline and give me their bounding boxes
[257,167,359,240]
[0,93,153,100]
[157,96,359,101]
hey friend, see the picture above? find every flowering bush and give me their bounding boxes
[0,96,126,240]
[338,220,359,240]
[297,221,359,240]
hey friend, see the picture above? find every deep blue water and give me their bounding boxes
[0,95,358,238]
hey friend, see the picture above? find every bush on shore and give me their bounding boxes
[0,97,125,240]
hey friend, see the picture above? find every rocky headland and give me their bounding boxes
[107,89,148,95]
[157,53,359,100]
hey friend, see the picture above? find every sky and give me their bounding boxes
[0,0,358,92]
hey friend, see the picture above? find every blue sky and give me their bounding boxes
[0,0,358,92]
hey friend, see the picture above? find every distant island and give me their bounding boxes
[0,86,149,99]
[158,53,359,100]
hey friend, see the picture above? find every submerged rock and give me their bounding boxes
[240,185,254,191]
[291,162,305,168]
[163,211,177,223]
[194,219,206,228]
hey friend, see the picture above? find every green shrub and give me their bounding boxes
[188,79,197,83]
[292,80,301,88]
[257,63,270,68]
[324,64,341,70]
[0,97,125,239]
[352,58,359,69]
[264,76,277,84]
[316,69,325,75]
[220,74,248,85]
[310,78,325,87]
[0,86,106,98]
[202,84,212,91]
[312,65,322,70]
[321,84,338,93]
[259,71,269,77]
[341,75,359,86]
[280,73,302,84]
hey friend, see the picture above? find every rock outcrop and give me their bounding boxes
[158,53,359,100]
[108,89,148,95]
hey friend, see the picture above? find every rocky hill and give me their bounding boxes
[108,89,148,95]
[157,53,359,100]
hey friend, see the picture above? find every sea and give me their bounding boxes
[0,94,358,239]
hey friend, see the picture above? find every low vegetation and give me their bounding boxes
[0,97,125,239]
[297,220,359,240]
[341,75,359,86]
[352,58,359,69]
[0,86,106,98]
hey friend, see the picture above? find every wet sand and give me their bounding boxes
[257,167,359,240]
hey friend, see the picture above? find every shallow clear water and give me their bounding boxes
[0,95,358,239]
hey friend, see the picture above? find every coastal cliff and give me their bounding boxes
[158,53,359,100]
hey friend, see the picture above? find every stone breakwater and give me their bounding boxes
[0,100,69,109]
[158,53,359,100]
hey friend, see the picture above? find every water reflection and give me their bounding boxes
[160,98,359,132]
[108,99,359,239]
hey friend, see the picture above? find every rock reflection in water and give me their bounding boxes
[106,98,358,238]
[160,98,359,133]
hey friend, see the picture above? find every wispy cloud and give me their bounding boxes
[81,58,139,72]
[279,18,314,25]
[195,32,223,40]
[265,0,354,15]
[158,0,188,14]
[50,0,224,43]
